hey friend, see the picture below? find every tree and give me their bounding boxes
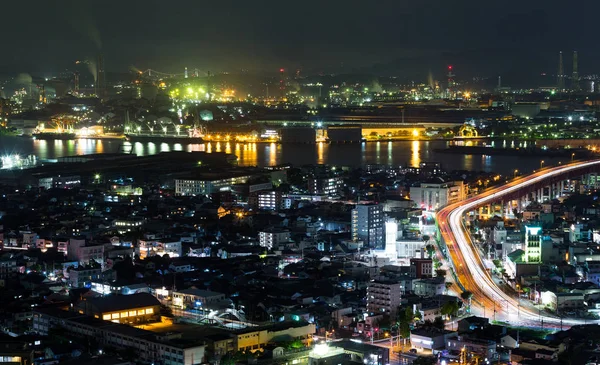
[461,291,473,312]
[432,316,445,329]
[425,244,435,258]
[441,301,459,319]
[396,307,415,339]
[445,282,453,294]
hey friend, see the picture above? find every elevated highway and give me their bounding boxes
[437,159,600,328]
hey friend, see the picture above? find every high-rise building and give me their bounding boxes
[74,72,80,94]
[259,228,290,249]
[572,51,580,91]
[557,51,564,91]
[352,203,384,248]
[308,175,343,195]
[447,65,455,98]
[524,225,541,263]
[366,279,402,316]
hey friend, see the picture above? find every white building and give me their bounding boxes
[412,277,446,297]
[410,180,465,211]
[352,204,384,248]
[398,240,426,258]
[175,173,253,195]
[259,228,291,249]
[524,225,542,263]
[541,291,584,312]
[366,280,402,317]
[67,238,104,265]
[138,239,182,259]
[257,191,283,210]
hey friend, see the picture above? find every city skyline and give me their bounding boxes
[1,0,598,85]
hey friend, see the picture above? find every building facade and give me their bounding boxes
[33,308,204,365]
[259,229,291,249]
[410,180,465,211]
[352,204,384,248]
[366,280,402,316]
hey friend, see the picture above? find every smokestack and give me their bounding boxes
[74,72,80,94]
[572,51,580,91]
[96,54,105,98]
[184,67,188,79]
[557,51,564,91]
[497,76,502,90]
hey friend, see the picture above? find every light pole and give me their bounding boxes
[516,284,521,319]
[571,152,575,161]
[514,169,518,178]
[540,160,544,169]
[325,329,334,343]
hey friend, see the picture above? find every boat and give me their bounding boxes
[32,132,77,140]
[125,134,204,144]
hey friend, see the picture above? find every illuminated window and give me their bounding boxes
[121,312,129,318]
[103,314,110,320]
[138,310,145,316]
[111,313,120,319]
[145,308,154,314]
[129,311,136,317]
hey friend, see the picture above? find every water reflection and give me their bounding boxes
[2,136,572,175]
[187,143,205,152]
[317,142,325,165]
[35,140,48,159]
[463,154,473,171]
[410,140,420,167]
[54,140,64,156]
[268,142,277,165]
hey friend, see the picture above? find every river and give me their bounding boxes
[0,136,571,175]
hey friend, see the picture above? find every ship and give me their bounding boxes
[125,134,204,144]
[125,125,205,144]
[32,132,77,140]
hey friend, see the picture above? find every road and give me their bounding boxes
[437,159,600,328]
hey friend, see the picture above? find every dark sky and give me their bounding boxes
[1,0,597,83]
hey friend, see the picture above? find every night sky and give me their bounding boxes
[1,0,597,83]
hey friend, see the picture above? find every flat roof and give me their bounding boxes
[174,288,224,298]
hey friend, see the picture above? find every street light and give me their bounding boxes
[540,160,544,169]
[571,152,575,161]
[325,329,334,342]
[514,169,518,178]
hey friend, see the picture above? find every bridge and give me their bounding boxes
[437,159,600,328]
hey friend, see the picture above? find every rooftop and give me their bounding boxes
[82,293,160,313]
